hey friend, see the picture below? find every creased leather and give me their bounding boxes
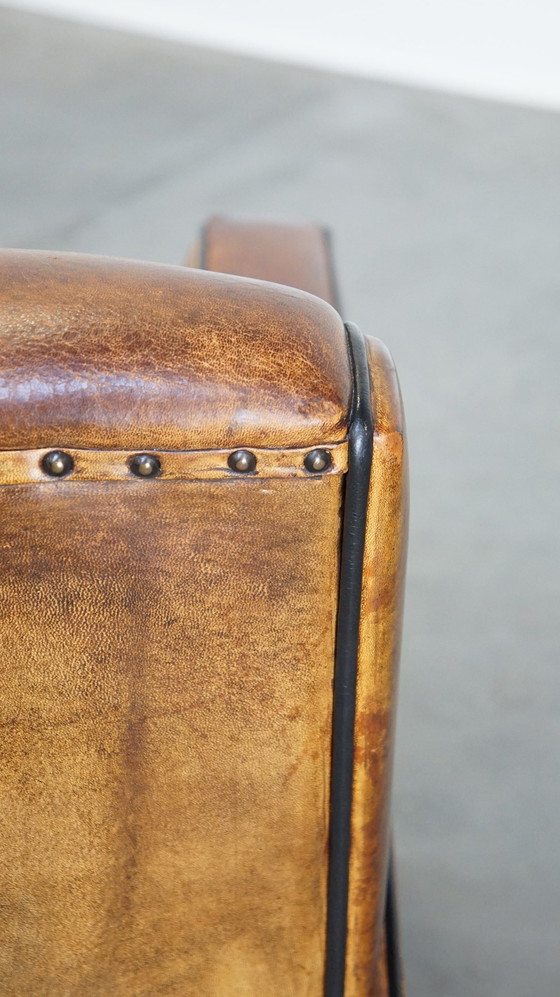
[0,475,342,996]
[345,337,408,997]
[0,250,350,451]
[0,221,407,997]
[197,220,407,996]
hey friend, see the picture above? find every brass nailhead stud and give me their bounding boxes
[228,449,257,474]
[304,449,332,474]
[41,450,74,477]
[130,453,161,478]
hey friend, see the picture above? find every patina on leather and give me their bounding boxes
[0,250,352,996]
[199,219,407,997]
[0,474,343,996]
[0,224,407,997]
[0,250,351,451]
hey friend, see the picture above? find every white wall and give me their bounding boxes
[7,0,560,110]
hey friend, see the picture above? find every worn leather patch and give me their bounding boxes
[0,250,351,452]
[0,475,342,995]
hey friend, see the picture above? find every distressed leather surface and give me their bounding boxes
[0,442,349,486]
[0,250,350,451]
[345,337,407,997]
[0,475,342,996]
[199,220,407,996]
[0,245,353,994]
[0,222,407,997]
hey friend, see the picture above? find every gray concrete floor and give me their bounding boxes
[1,7,559,995]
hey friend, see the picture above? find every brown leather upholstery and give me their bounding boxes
[346,335,407,997]
[0,222,406,996]
[0,474,342,995]
[0,245,350,995]
[198,220,407,997]
[0,249,350,451]
[192,216,339,306]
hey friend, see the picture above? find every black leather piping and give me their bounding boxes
[325,322,374,996]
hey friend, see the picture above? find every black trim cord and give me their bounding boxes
[325,323,374,996]
[386,849,405,997]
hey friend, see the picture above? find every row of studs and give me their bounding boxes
[41,447,334,479]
